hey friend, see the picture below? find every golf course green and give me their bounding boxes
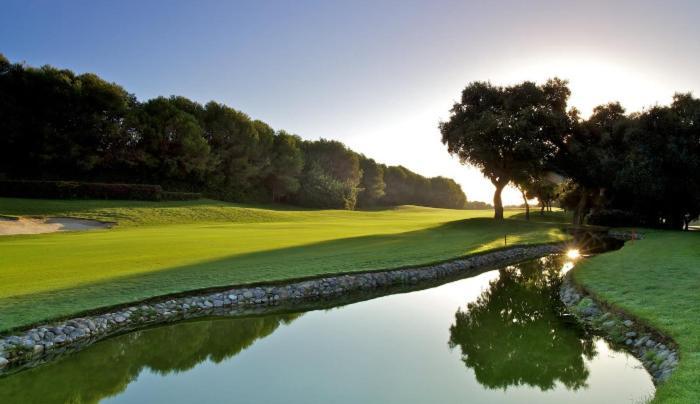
[0,198,568,332]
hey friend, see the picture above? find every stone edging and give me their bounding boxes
[560,276,678,384]
[608,229,644,240]
[0,243,562,374]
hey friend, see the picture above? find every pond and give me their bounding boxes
[0,255,654,403]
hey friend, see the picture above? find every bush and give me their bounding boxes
[295,166,358,209]
[464,201,493,210]
[0,180,201,201]
[160,191,203,201]
[587,209,639,227]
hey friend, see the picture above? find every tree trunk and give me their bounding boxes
[493,181,506,220]
[521,189,530,220]
[669,212,684,230]
[574,192,588,226]
[539,201,545,216]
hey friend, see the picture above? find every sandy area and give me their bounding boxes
[0,216,112,235]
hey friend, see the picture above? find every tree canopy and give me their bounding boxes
[556,96,700,229]
[440,79,571,219]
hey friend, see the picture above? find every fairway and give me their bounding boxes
[574,230,700,404]
[0,198,567,332]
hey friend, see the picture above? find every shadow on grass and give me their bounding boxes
[510,210,573,224]
[0,218,567,332]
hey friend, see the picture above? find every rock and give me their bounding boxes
[6,336,20,345]
[581,306,600,317]
[625,331,637,338]
[635,336,649,347]
[602,320,617,329]
[623,320,634,327]
[0,357,8,368]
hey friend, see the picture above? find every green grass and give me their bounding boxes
[0,197,304,226]
[574,230,700,403]
[0,198,567,332]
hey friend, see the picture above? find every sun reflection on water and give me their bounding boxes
[566,249,581,260]
[561,261,575,275]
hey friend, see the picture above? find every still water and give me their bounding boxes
[0,255,654,403]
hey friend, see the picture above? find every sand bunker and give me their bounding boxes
[0,216,112,235]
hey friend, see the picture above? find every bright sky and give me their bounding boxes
[2,0,699,204]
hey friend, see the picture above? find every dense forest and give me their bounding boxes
[441,79,700,229]
[0,55,466,209]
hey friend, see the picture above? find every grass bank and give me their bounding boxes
[574,230,700,403]
[0,198,567,332]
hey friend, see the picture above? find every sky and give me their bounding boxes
[2,0,700,204]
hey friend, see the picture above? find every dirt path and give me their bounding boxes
[0,217,112,235]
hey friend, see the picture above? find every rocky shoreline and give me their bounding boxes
[0,243,562,374]
[560,276,678,384]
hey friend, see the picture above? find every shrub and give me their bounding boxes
[587,209,640,227]
[160,191,202,201]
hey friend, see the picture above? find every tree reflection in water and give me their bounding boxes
[448,255,596,391]
[0,313,301,404]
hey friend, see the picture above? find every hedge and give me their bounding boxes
[160,191,203,201]
[587,209,640,227]
[0,180,201,201]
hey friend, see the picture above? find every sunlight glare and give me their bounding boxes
[494,56,671,118]
[566,249,581,260]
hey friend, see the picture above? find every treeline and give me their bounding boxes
[557,97,700,229]
[441,79,700,229]
[0,55,466,209]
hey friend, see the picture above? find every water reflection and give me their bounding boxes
[448,256,596,391]
[0,314,300,404]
